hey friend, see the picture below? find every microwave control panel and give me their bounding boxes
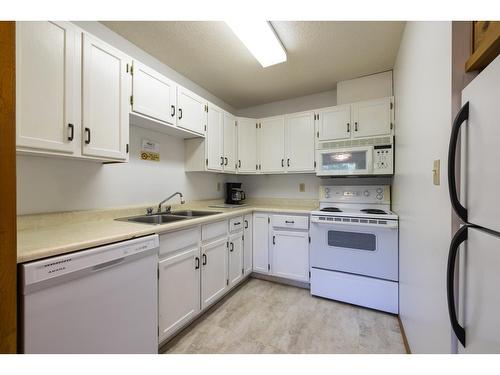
[373,145,393,174]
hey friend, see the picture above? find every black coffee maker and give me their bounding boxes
[225,182,246,205]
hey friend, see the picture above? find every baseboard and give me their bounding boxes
[397,316,411,354]
[250,272,310,290]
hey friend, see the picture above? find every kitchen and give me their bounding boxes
[1,2,500,372]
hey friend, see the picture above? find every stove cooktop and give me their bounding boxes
[320,207,342,212]
[360,208,387,215]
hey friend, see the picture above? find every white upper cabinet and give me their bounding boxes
[285,111,315,172]
[177,86,207,136]
[316,105,351,142]
[16,21,79,154]
[131,61,176,125]
[351,97,393,138]
[81,33,131,160]
[236,117,258,174]
[223,112,237,173]
[259,116,285,173]
[206,103,224,171]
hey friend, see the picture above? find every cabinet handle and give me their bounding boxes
[244,220,248,229]
[347,123,350,133]
[238,160,241,168]
[225,157,228,166]
[354,122,358,131]
[220,156,224,166]
[234,222,241,226]
[202,253,207,266]
[178,108,183,120]
[195,257,200,270]
[287,158,290,167]
[285,220,295,224]
[84,128,91,144]
[229,242,234,252]
[281,159,284,167]
[171,105,175,117]
[67,123,74,141]
[272,235,275,245]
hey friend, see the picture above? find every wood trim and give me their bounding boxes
[465,21,500,72]
[397,316,411,354]
[0,21,17,354]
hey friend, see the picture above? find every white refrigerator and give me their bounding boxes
[447,54,500,353]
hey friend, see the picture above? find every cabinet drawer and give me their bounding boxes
[271,215,309,230]
[229,216,244,233]
[202,220,228,243]
[159,227,200,257]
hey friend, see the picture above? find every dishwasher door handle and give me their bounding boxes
[91,257,126,272]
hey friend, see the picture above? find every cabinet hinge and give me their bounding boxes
[309,236,311,243]
[204,125,207,131]
[226,279,229,286]
[157,268,159,280]
[259,123,262,129]
[317,114,319,120]
[130,95,134,106]
[268,217,270,224]
[130,64,134,75]
[126,63,129,73]
[226,241,229,249]
[390,102,393,110]
[309,271,311,278]
[259,164,261,170]
[126,144,129,153]
[314,161,316,168]
[242,235,244,241]
[268,264,270,271]
[390,123,394,130]
[316,131,319,138]
[256,123,258,129]
[206,105,209,113]
[205,158,208,166]
[242,268,244,275]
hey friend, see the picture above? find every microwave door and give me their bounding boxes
[452,55,500,232]
[316,147,372,176]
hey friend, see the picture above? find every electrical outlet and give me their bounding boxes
[217,182,221,191]
[299,183,305,192]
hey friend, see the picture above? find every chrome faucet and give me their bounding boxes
[157,192,185,213]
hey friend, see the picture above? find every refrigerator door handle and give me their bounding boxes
[447,224,469,347]
[448,102,469,223]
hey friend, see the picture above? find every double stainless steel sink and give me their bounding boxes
[116,210,221,225]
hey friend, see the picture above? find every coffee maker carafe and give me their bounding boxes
[225,182,246,205]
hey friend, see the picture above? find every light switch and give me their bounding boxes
[299,183,305,192]
[433,160,440,186]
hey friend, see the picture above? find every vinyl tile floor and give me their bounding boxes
[163,278,406,354]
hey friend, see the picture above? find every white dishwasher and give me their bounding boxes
[21,234,159,354]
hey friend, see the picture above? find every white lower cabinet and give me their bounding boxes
[252,213,270,274]
[228,232,244,287]
[201,237,229,309]
[158,246,200,343]
[243,215,253,275]
[271,230,310,282]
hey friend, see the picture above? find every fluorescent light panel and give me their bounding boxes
[226,21,286,68]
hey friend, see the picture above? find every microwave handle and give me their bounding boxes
[366,147,374,173]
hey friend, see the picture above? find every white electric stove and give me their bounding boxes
[310,185,399,314]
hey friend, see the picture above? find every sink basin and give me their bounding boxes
[170,210,221,217]
[116,214,188,225]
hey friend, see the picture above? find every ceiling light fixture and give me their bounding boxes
[225,21,286,68]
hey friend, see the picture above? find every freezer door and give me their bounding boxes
[458,227,500,353]
[461,55,500,232]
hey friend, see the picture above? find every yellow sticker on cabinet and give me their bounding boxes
[141,139,160,162]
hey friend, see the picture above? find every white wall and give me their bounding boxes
[17,126,227,215]
[337,71,393,105]
[236,89,336,118]
[392,21,453,353]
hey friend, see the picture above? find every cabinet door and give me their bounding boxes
[177,86,206,135]
[351,97,393,138]
[132,61,176,125]
[201,238,228,309]
[228,232,244,287]
[223,112,237,173]
[317,105,351,141]
[158,247,200,343]
[206,103,224,171]
[271,230,309,282]
[252,213,269,274]
[285,112,315,172]
[16,21,79,154]
[259,116,285,173]
[236,117,258,173]
[82,33,130,160]
[243,215,253,275]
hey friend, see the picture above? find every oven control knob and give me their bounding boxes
[363,190,370,197]
[325,188,330,193]
[377,188,383,193]
[376,194,383,200]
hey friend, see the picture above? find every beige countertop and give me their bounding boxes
[17,198,318,264]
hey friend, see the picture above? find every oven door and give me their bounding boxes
[316,146,373,176]
[310,219,398,281]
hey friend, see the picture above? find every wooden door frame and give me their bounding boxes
[0,21,17,354]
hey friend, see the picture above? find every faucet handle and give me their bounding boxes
[146,207,154,215]
[164,205,172,213]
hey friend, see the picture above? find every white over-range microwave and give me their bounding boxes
[316,142,394,176]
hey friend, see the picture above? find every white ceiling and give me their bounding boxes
[101,21,405,109]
